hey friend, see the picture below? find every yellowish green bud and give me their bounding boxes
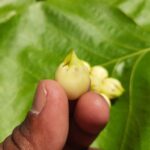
[100,78,124,99]
[90,66,108,92]
[91,66,108,79]
[55,51,90,100]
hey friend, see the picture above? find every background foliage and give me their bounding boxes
[0,0,150,149]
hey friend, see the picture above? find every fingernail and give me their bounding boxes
[31,85,47,115]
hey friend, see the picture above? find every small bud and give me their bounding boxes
[55,51,90,100]
[100,78,124,99]
[90,66,108,92]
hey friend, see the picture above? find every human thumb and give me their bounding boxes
[0,80,69,150]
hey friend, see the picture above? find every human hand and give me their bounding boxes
[0,80,110,150]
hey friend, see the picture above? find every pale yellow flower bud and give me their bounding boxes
[100,78,124,99]
[55,51,90,100]
[90,66,108,92]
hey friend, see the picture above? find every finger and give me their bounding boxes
[1,80,69,150]
[65,92,110,150]
[75,92,110,134]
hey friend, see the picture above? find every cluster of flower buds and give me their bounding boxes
[55,50,124,105]
[90,66,124,106]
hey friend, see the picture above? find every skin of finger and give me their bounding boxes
[64,92,110,149]
[64,120,98,150]
[75,92,110,134]
[1,136,19,150]
[2,80,69,150]
[23,80,69,150]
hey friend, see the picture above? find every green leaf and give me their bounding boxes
[0,1,150,150]
[116,0,150,30]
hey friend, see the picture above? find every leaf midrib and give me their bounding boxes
[119,51,148,150]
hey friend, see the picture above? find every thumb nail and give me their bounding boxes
[31,84,47,115]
